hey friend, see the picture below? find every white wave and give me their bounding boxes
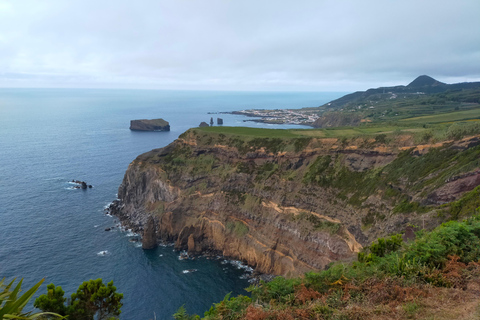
[94,225,99,228]
[225,260,253,272]
[44,177,65,181]
[97,250,109,256]
[159,254,163,257]
[178,251,189,260]
[125,230,139,237]
[182,269,197,274]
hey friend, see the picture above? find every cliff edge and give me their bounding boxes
[111,127,480,277]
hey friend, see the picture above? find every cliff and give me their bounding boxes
[111,127,480,277]
[130,118,170,131]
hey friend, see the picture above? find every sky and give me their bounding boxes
[0,0,479,92]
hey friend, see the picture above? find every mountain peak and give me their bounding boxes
[407,75,445,87]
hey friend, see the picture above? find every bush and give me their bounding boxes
[203,293,251,319]
[35,279,123,320]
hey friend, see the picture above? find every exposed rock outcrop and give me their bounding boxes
[142,216,157,249]
[71,180,92,189]
[111,130,480,277]
[130,119,170,131]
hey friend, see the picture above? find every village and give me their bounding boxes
[228,108,321,125]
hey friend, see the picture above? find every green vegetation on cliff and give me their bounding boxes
[177,213,480,320]
[135,124,480,247]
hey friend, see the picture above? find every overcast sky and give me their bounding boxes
[0,0,479,92]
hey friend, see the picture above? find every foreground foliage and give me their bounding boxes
[177,214,480,319]
[0,278,60,319]
[34,279,123,320]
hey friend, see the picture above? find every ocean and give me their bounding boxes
[0,88,344,319]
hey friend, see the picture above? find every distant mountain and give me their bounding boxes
[323,75,480,110]
[407,75,446,88]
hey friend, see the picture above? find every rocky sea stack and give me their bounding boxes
[130,118,170,131]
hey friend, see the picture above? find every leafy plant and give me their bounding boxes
[0,278,61,319]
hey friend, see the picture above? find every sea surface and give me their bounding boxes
[0,89,344,319]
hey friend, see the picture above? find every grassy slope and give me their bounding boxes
[178,212,480,320]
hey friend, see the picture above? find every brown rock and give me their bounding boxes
[402,226,416,242]
[142,216,157,249]
[187,234,196,254]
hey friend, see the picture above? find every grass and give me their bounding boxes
[196,124,422,141]
[401,108,480,124]
[197,126,302,138]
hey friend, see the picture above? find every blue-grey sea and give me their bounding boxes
[0,89,344,319]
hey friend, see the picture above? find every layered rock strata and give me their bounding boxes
[111,130,480,277]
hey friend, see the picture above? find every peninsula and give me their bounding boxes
[130,118,170,131]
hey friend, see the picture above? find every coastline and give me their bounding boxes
[105,200,274,284]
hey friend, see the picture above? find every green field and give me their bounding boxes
[197,126,303,138]
[198,125,426,139]
[400,108,480,124]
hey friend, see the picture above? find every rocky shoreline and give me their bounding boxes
[106,199,274,283]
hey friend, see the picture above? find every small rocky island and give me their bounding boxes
[130,118,170,131]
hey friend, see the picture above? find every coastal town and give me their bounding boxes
[227,108,321,126]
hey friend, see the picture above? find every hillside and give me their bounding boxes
[312,76,480,127]
[109,125,480,278]
[323,75,480,111]
[179,215,480,319]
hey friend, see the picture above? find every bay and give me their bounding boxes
[0,88,344,319]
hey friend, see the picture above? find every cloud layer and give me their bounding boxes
[1,0,479,91]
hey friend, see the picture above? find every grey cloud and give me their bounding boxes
[0,0,479,91]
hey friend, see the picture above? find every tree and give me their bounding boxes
[0,277,61,319]
[33,283,67,316]
[35,279,123,320]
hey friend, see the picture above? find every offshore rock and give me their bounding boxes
[130,119,170,131]
[142,216,157,249]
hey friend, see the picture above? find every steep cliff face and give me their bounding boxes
[111,129,480,277]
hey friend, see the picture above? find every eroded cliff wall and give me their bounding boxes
[111,129,480,277]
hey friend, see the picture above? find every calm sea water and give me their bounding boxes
[0,89,344,319]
